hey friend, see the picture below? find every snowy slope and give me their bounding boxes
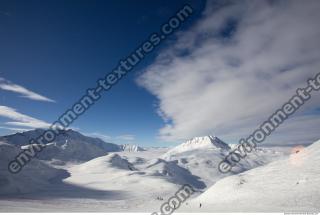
[143,158,206,189]
[69,152,205,189]
[0,142,69,195]
[75,153,137,172]
[61,152,183,212]
[162,136,291,187]
[0,141,312,212]
[182,140,320,212]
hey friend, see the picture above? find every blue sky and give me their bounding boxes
[1,0,320,147]
[0,0,205,146]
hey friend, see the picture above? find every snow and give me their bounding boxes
[164,136,230,156]
[181,140,320,212]
[162,136,291,187]
[120,144,145,152]
[74,153,137,171]
[1,129,125,162]
[0,142,69,195]
[0,147,180,212]
[0,131,319,212]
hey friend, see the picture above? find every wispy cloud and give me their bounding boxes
[86,132,112,141]
[0,126,30,132]
[0,105,50,129]
[85,132,135,143]
[116,134,135,141]
[0,77,55,102]
[138,0,320,144]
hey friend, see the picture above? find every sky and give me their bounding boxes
[0,0,320,147]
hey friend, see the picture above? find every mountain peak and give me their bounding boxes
[0,129,121,161]
[183,135,230,150]
[163,135,230,158]
[121,144,145,152]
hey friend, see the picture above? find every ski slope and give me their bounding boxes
[181,140,320,212]
[0,133,318,212]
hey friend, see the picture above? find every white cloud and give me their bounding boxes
[138,0,320,144]
[0,77,55,102]
[0,105,50,129]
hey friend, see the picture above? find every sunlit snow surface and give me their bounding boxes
[0,136,318,212]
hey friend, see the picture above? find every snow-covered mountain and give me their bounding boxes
[0,129,122,161]
[120,144,145,152]
[162,135,291,187]
[143,158,206,189]
[182,139,320,212]
[0,129,120,150]
[164,136,230,157]
[76,153,137,172]
[0,131,315,212]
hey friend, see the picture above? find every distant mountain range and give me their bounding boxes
[0,129,142,161]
